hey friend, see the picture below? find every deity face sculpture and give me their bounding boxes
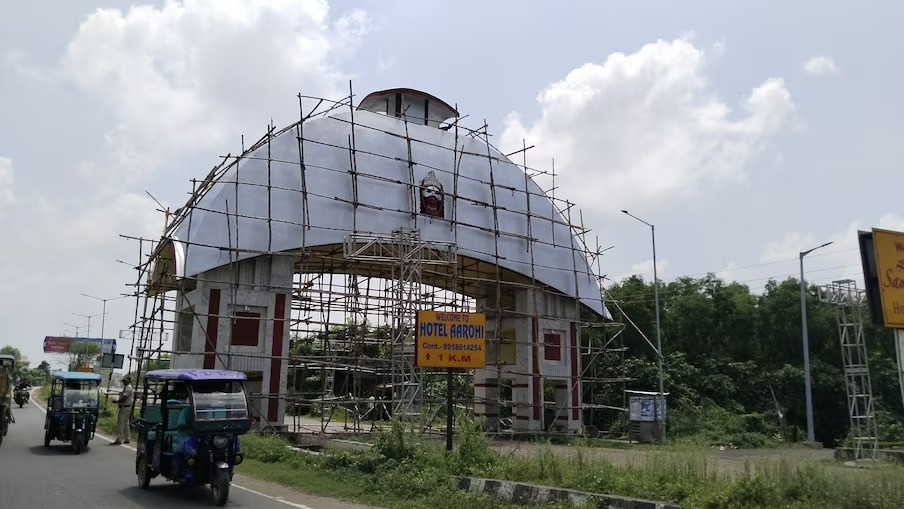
[419,171,444,218]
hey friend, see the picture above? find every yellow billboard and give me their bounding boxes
[872,228,904,328]
[415,311,486,369]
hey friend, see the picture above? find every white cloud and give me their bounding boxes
[0,190,163,358]
[803,56,840,76]
[737,214,904,292]
[3,50,58,84]
[500,37,795,213]
[622,258,671,282]
[0,1,372,364]
[0,157,15,215]
[62,0,370,179]
[759,232,817,262]
[876,213,904,232]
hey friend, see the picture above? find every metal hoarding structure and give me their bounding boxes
[43,336,116,354]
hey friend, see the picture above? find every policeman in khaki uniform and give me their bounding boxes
[112,377,134,445]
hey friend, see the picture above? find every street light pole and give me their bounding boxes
[799,240,833,444]
[622,210,666,441]
[82,293,128,396]
[72,312,103,339]
[63,323,86,338]
[81,293,127,340]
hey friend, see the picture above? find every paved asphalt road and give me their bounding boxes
[0,401,375,509]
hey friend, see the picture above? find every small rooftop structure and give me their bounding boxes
[357,87,459,128]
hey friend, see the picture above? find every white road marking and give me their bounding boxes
[31,395,315,508]
[230,483,316,509]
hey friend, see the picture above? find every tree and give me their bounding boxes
[0,345,25,381]
[0,345,21,359]
[68,341,102,371]
[601,273,904,446]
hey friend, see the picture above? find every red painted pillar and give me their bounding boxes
[570,322,579,421]
[532,316,541,421]
[268,293,287,423]
[203,289,221,369]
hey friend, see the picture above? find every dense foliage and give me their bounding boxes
[592,274,904,446]
[0,345,52,386]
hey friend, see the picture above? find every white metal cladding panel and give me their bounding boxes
[170,110,608,318]
[225,353,266,373]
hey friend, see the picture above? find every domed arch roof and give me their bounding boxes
[154,107,610,319]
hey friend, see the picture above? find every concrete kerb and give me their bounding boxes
[834,447,904,464]
[458,477,681,509]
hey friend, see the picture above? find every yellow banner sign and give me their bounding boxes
[873,228,904,327]
[415,311,486,369]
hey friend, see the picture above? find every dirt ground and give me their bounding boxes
[489,440,835,476]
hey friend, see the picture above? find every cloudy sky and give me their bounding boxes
[2,0,902,365]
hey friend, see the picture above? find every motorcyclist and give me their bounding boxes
[14,380,30,406]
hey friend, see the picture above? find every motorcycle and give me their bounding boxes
[14,387,29,407]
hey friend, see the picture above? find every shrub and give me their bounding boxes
[376,460,453,499]
[320,449,383,474]
[241,433,295,463]
[725,476,782,508]
[724,432,770,449]
[450,418,496,475]
[375,419,417,461]
[741,413,773,434]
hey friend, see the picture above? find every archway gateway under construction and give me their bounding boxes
[137,87,621,434]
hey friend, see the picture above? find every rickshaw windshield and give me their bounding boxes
[191,381,247,421]
[63,381,99,408]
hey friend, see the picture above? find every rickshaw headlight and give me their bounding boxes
[186,457,196,467]
[234,453,244,465]
[213,435,228,449]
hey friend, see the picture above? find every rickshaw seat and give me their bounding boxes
[142,405,163,424]
[161,405,191,452]
[166,405,189,429]
[141,405,162,441]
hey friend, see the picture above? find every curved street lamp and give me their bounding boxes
[62,322,87,338]
[71,312,103,339]
[81,293,129,340]
[621,209,666,441]
[799,241,833,444]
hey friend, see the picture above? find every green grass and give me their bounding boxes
[234,421,904,509]
[236,433,532,509]
[486,444,904,508]
[237,458,371,500]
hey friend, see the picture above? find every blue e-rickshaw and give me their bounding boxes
[44,371,101,453]
[135,369,250,506]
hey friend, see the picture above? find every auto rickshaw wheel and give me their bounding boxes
[73,435,82,455]
[137,456,151,489]
[43,428,50,447]
[211,470,230,506]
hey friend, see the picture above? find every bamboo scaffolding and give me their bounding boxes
[122,86,628,438]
